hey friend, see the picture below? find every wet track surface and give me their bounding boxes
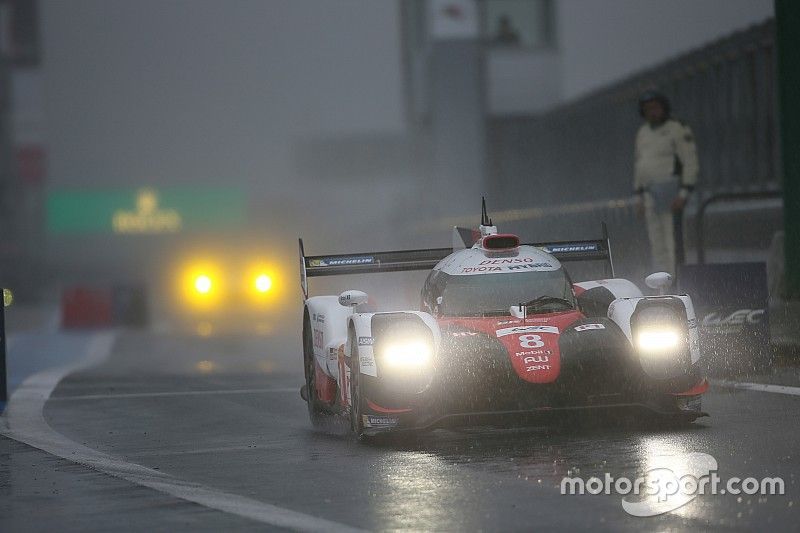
[4,331,800,531]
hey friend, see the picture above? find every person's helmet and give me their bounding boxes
[638,90,671,118]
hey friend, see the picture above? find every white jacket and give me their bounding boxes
[634,119,699,197]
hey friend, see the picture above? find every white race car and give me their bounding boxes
[299,201,708,438]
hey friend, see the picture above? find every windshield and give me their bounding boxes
[440,269,576,317]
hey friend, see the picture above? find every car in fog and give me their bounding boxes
[299,202,708,439]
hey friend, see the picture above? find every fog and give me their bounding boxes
[2,0,776,329]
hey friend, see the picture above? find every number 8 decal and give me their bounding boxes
[519,334,544,348]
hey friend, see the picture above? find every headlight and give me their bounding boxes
[632,302,687,356]
[245,264,280,303]
[637,328,680,353]
[380,338,433,369]
[180,262,223,309]
[254,274,272,293]
[631,299,691,380]
[194,274,213,294]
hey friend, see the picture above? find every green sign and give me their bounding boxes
[47,187,247,235]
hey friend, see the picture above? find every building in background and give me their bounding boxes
[398,0,773,228]
[0,0,778,301]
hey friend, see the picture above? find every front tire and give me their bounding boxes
[348,331,367,439]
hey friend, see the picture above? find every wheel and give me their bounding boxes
[303,310,326,426]
[348,331,366,439]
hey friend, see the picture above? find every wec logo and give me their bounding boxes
[702,309,765,327]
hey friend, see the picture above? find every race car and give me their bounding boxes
[299,201,708,438]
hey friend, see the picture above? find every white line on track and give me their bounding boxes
[711,379,800,397]
[128,443,285,458]
[50,387,297,402]
[0,331,365,533]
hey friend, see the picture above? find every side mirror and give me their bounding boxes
[338,290,368,307]
[645,272,673,294]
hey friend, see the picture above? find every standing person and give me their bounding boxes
[634,90,699,275]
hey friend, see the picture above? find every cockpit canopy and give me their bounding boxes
[421,245,576,317]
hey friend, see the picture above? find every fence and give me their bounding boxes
[488,19,778,206]
[485,19,780,278]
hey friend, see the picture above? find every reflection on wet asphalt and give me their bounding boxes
[35,332,800,530]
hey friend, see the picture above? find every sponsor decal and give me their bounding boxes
[312,256,375,267]
[358,336,374,346]
[496,325,559,337]
[112,188,182,234]
[363,415,399,428]
[328,347,338,361]
[313,329,324,349]
[459,262,554,274]
[337,346,349,405]
[574,323,605,332]
[359,353,377,376]
[461,266,502,273]
[515,349,552,357]
[479,258,536,265]
[496,319,520,326]
[450,331,479,337]
[507,263,553,271]
[523,355,549,364]
[316,314,325,324]
[543,243,600,254]
[526,364,551,371]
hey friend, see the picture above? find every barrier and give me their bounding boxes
[678,263,771,371]
[61,285,149,329]
[61,287,113,328]
[696,191,783,264]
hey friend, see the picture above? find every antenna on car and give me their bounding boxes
[481,196,492,226]
[480,196,497,236]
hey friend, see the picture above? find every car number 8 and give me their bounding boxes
[519,334,544,348]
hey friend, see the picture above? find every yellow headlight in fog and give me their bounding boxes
[637,328,680,352]
[254,274,272,293]
[181,262,223,308]
[194,274,213,294]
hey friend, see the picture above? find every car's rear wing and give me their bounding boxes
[299,240,451,299]
[299,223,614,300]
